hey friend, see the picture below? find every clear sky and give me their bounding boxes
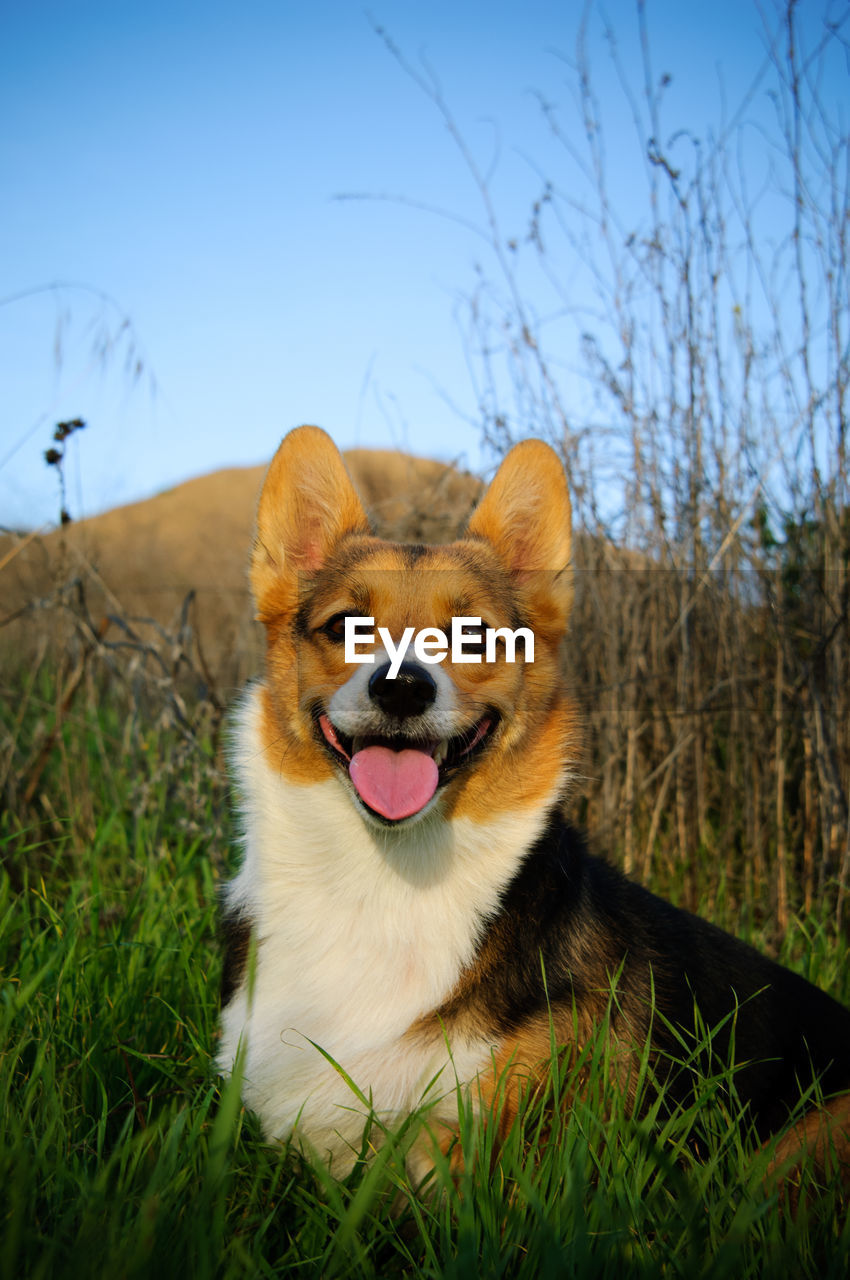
[0,0,843,529]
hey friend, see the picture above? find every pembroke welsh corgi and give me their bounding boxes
[218,424,850,1189]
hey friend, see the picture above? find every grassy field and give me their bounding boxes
[2,676,850,1280]
[4,6,848,1265]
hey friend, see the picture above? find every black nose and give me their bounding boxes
[368,661,437,720]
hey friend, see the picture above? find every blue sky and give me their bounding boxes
[0,0,841,529]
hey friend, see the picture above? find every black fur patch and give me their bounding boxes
[438,814,850,1138]
[219,908,253,1007]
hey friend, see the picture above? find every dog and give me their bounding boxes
[218,424,850,1193]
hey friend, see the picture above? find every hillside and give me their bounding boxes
[1,447,483,690]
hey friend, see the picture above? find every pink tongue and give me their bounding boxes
[349,746,439,820]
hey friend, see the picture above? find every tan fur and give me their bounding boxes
[766,1094,850,1212]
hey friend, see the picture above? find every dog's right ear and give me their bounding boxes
[251,426,369,620]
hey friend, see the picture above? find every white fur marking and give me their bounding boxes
[218,685,557,1170]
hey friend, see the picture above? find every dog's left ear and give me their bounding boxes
[466,438,572,624]
[251,425,369,620]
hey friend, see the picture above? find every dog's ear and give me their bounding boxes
[466,438,572,625]
[251,426,369,619]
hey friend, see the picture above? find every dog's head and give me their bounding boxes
[250,426,577,827]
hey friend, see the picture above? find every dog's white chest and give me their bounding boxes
[220,865,465,1157]
[217,689,546,1168]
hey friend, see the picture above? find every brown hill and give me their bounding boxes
[1,447,483,691]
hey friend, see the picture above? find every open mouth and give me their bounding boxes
[316,711,498,823]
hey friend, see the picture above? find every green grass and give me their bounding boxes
[2,692,850,1278]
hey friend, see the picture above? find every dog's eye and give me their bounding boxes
[321,613,350,642]
[456,622,489,655]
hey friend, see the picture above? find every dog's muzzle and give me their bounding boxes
[317,658,497,824]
